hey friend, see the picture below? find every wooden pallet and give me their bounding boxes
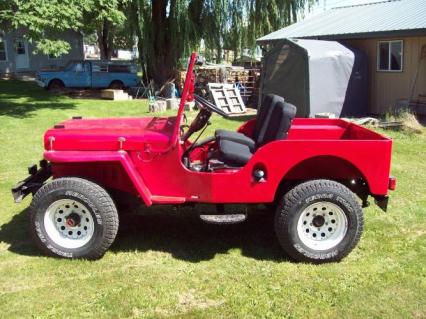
[208,83,246,114]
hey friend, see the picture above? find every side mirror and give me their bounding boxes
[195,56,205,66]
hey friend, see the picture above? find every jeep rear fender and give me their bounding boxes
[43,151,153,206]
[277,155,371,199]
[283,155,368,184]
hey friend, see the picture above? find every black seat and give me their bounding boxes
[215,96,297,167]
[215,94,283,151]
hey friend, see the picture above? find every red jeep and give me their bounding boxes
[12,53,395,263]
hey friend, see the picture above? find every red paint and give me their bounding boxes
[42,52,394,207]
[45,151,153,205]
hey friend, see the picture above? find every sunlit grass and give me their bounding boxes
[0,80,425,318]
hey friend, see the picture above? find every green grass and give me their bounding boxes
[0,80,425,318]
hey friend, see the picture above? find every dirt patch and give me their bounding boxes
[154,289,224,316]
[66,89,103,99]
[178,289,224,311]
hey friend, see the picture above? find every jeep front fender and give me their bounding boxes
[43,151,153,206]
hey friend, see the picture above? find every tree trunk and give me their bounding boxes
[216,47,222,64]
[132,0,206,85]
[97,19,113,60]
[130,1,148,83]
[147,0,176,85]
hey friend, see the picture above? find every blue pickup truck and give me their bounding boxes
[36,60,139,90]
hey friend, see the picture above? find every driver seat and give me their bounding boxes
[215,94,282,151]
[214,95,297,167]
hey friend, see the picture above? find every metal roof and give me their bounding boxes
[257,0,426,43]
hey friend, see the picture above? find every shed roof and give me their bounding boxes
[257,0,426,43]
[286,38,354,58]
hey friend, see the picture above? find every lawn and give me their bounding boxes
[0,79,425,318]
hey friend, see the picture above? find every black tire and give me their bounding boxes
[47,79,65,91]
[264,202,278,212]
[109,80,124,90]
[29,177,119,259]
[275,179,363,263]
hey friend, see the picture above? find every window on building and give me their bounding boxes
[377,40,403,71]
[0,37,7,61]
[15,39,26,55]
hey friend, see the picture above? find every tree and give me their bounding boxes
[82,0,129,60]
[131,0,314,84]
[0,0,313,82]
[0,0,129,59]
[0,0,87,56]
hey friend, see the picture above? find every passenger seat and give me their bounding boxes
[214,95,297,166]
[215,94,283,151]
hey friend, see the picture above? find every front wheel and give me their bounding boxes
[30,177,119,259]
[47,79,65,91]
[275,179,364,263]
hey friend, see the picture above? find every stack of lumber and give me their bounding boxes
[178,65,261,107]
[226,67,250,82]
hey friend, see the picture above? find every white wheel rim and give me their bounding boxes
[296,201,348,251]
[44,199,95,249]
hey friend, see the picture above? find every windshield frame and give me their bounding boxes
[170,52,197,148]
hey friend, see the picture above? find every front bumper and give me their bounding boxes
[11,160,52,203]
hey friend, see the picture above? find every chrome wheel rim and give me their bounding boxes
[297,201,348,251]
[44,199,95,249]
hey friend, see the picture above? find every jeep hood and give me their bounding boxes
[44,117,177,152]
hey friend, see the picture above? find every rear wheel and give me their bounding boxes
[275,179,363,263]
[109,80,124,90]
[30,177,119,259]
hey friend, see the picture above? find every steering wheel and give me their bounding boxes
[194,94,229,117]
[181,107,211,141]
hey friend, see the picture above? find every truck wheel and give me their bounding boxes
[47,79,65,91]
[29,177,119,259]
[109,80,124,90]
[275,179,363,263]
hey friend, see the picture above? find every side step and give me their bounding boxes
[199,214,247,225]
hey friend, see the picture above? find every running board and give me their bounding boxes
[199,214,247,224]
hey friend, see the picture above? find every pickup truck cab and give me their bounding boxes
[36,60,139,90]
[13,53,395,263]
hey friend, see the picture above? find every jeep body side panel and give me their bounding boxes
[43,117,392,206]
[131,135,391,204]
